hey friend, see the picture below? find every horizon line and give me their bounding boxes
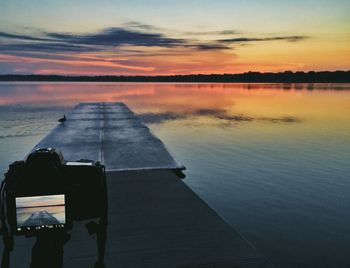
[1,70,350,77]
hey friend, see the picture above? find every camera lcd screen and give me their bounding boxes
[15,194,66,232]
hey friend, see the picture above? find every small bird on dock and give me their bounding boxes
[58,115,66,124]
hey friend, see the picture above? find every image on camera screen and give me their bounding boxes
[15,194,66,231]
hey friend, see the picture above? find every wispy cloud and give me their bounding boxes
[0,23,309,55]
[0,32,53,42]
[190,43,231,50]
[0,22,310,74]
[219,35,309,44]
[0,42,99,53]
[184,30,239,36]
[122,21,163,32]
[46,27,185,47]
[0,27,187,56]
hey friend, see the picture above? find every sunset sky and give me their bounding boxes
[0,0,349,75]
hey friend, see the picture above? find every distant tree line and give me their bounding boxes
[0,70,349,83]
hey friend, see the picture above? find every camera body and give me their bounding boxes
[1,148,107,236]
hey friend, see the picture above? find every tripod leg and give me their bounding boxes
[1,248,10,268]
[94,220,107,268]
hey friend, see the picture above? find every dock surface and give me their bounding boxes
[33,102,184,172]
[2,102,272,267]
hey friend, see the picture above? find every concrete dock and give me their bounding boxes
[1,103,273,267]
[33,103,184,172]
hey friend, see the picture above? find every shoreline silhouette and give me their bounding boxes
[0,70,349,83]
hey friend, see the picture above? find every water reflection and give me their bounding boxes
[138,109,301,125]
[0,83,349,106]
[0,82,350,267]
[1,82,349,123]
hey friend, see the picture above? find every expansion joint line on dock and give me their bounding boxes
[99,103,105,164]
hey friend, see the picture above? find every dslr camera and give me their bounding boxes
[0,148,107,239]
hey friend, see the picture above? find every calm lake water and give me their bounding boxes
[0,82,349,267]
